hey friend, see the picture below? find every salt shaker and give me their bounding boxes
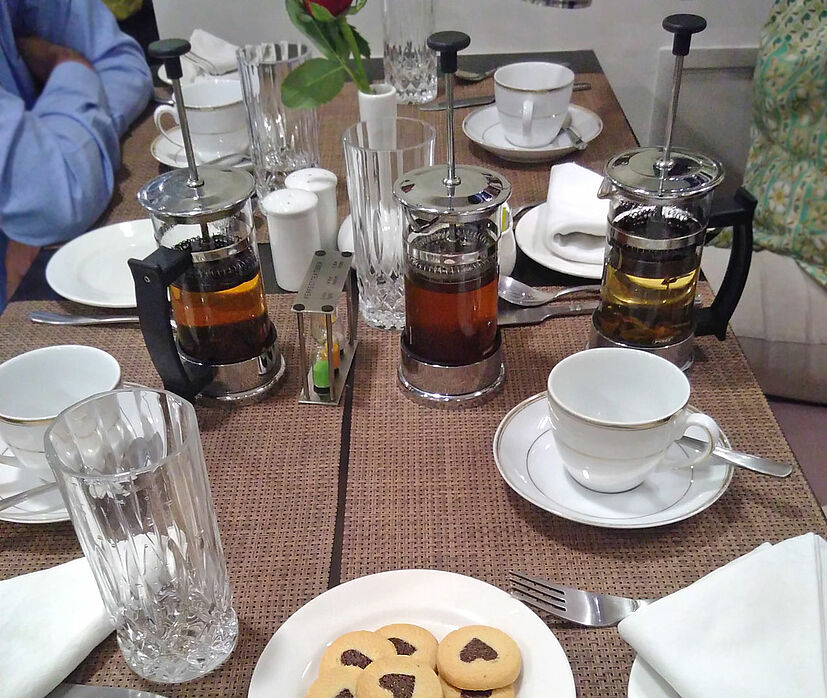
[260,188,321,292]
[284,168,338,250]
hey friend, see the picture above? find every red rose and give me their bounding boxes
[304,0,353,17]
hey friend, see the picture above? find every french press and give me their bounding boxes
[129,39,286,402]
[393,32,511,406]
[589,15,755,370]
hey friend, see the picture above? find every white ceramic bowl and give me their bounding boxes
[0,345,121,478]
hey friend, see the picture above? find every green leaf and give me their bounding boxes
[308,2,336,22]
[281,58,346,108]
[350,26,371,59]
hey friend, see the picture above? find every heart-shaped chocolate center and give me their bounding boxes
[460,690,493,697]
[334,691,354,698]
[340,649,372,668]
[379,673,416,698]
[388,636,417,656]
[459,638,498,662]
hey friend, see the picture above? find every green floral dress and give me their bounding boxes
[738,0,827,288]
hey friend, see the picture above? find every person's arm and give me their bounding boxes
[0,60,119,247]
[13,0,152,135]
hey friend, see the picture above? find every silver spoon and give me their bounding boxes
[561,111,588,151]
[499,275,600,307]
[455,67,496,83]
[0,481,59,513]
[30,311,139,326]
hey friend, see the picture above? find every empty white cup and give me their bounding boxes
[0,345,121,479]
[154,77,249,162]
[546,348,720,493]
[494,62,574,147]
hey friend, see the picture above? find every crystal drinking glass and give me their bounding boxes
[382,0,437,104]
[343,118,436,330]
[45,388,237,684]
[237,42,320,199]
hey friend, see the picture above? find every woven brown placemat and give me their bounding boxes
[342,309,826,698]
[0,296,343,696]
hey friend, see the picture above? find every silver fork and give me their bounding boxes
[509,571,654,627]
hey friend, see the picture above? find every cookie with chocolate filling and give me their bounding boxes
[439,676,516,698]
[357,655,442,698]
[376,623,439,670]
[305,665,362,698]
[319,630,397,673]
[436,625,521,690]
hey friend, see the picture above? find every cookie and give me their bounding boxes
[436,625,521,690]
[357,655,443,698]
[305,665,362,698]
[440,677,516,698]
[319,630,397,673]
[376,623,439,670]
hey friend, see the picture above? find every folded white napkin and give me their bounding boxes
[618,533,827,698]
[542,162,609,265]
[188,29,239,75]
[0,558,114,698]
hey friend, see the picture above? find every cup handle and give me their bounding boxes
[521,100,534,139]
[672,411,721,469]
[153,104,180,148]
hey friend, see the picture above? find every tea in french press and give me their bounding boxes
[129,39,285,402]
[589,15,755,370]
[394,32,511,406]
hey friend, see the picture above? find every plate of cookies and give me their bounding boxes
[248,568,575,697]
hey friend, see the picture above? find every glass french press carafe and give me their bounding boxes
[394,32,511,406]
[589,15,755,370]
[129,39,285,402]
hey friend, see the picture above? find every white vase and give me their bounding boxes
[357,82,397,150]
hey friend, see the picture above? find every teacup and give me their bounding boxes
[154,77,249,161]
[494,62,574,148]
[546,347,720,493]
[0,345,121,479]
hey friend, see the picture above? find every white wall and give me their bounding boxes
[155,0,772,184]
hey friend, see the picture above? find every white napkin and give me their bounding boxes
[0,558,114,698]
[188,29,239,75]
[619,533,827,698]
[542,162,609,265]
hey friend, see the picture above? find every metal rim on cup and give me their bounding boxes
[493,62,575,93]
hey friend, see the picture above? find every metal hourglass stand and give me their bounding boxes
[393,32,512,407]
[129,39,286,403]
[588,15,754,371]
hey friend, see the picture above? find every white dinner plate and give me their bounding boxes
[515,202,604,279]
[0,438,67,524]
[628,657,681,698]
[158,61,240,85]
[463,104,603,163]
[46,219,157,308]
[248,568,576,698]
[492,393,734,529]
[150,127,253,171]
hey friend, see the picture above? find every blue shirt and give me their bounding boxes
[0,0,152,310]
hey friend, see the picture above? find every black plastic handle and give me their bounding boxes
[427,31,471,74]
[695,186,756,339]
[148,38,191,81]
[128,247,213,400]
[663,14,706,56]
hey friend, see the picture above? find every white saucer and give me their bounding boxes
[463,104,603,163]
[492,393,734,529]
[515,202,604,279]
[46,219,157,307]
[150,127,252,170]
[249,569,576,697]
[158,62,240,85]
[628,657,681,698]
[0,443,67,525]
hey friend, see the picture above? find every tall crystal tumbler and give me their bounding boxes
[382,0,437,104]
[238,42,320,199]
[343,118,435,330]
[45,388,237,684]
